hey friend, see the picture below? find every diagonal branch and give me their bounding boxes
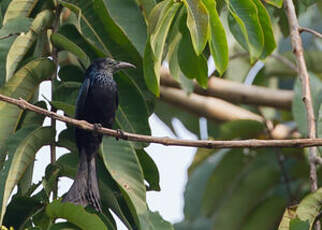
[284,0,319,192]
[299,27,322,39]
[2,93,322,149]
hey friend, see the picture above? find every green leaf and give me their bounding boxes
[58,65,84,82]
[3,196,43,229]
[18,101,47,129]
[57,23,106,61]
[104,0,147,56]
[295,188,322,230]
[178,28,208,88]
[252,0,276,59]
[219,120,264,139]
[0,126,54,224]
[0,58,55,152]
[174,218,212,230]
[51,33,90,67]
[292,73,322,136]
[46,200,107,230]
[6,10,53,80]
[3,0,39,24]
[102,137,146,227]
[115,74,151,148]
[137,0,156,20]
[202,0,228,75]
[0,16,32,37]
[182,0,209,55]
[290,218,310,230]
[48,222,81,230]
[144,0,181,96]
[139,211,174,230]
[264,0,283,8]
[227,0,264,61]
[278,207,297,230]
[143,38,160,96]
[136,150,160,191]
[184,149,229,220]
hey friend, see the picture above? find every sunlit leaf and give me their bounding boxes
[0,126,54,224]
[182,0,209,55]
[3,0,39,24]
[46,200,107,230]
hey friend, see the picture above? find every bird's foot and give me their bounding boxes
[115,129,126,141]
[93,123,102,135]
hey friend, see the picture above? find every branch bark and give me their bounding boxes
[299,27,322,39]
[285,0,319,192]
[160,68,293,110]
[2,93,322,149]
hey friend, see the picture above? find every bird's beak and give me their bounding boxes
[115,61,136,71]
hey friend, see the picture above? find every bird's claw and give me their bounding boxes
[93,123,102,134]
[115,129,126,141]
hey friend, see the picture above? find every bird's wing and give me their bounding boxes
[75,78,90,118]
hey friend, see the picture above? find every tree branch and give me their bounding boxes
[285,0,319,193]
[0,32,20,40]
[160,68,293,110]
[2,93,322,149]
[299,27,322,39]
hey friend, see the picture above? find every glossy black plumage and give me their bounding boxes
[62,58,135,211]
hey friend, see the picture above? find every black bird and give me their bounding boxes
[62,57,135,211]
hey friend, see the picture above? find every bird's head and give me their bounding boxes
[91,57,135,75]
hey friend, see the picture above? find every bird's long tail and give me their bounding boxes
[62,148,102,212]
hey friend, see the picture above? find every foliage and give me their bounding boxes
[0,0,321,229]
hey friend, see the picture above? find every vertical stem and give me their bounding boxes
[50,2,62,200]
[284,1,320,229]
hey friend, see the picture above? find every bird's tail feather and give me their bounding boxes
[62,148,102,212]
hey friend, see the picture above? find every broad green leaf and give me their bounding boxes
[53,81,81,106]
[0,126,54,224]
[3,196,42,229]
[0,36,15,86]
[184,149,229,220]
[292,73,322,136]
[0,58,55,152]
[115,73,151,148]
[58,24,106,61]
[102,137,146,227]
[200,149,246,217]
[18,101,47,129]
[211,153,281,229]
[0,17,32,37]
[290,218,310,230]
[104,0,147,56]
[178,28,208,88]
[46,200,107,230]
[139,210,174,230]
[264,0,283,8]
[150,0,180,58]
[219,120,264,139]
[58,65,84,82]
[144,0,180,96]
[48,222,81,230]
[295,188,322,229]
[6,10,53,80]
[3,0,39,24]
[182,0,209,55]
[136,150,160,191]
[241,195,287,230]
[174,218,212,230]
[252,0,276,59]
[226,0,264,61]
[51,33,90,67]
[143,38,160,96]
[202,0,228,75]
[137,0,156,20]
[278,207,297,230]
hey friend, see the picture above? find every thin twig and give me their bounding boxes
[0,32,20,40]
[270,54,298,73]
[299,27,322,39]
[285,0,319,193]
[3,93,322,149]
